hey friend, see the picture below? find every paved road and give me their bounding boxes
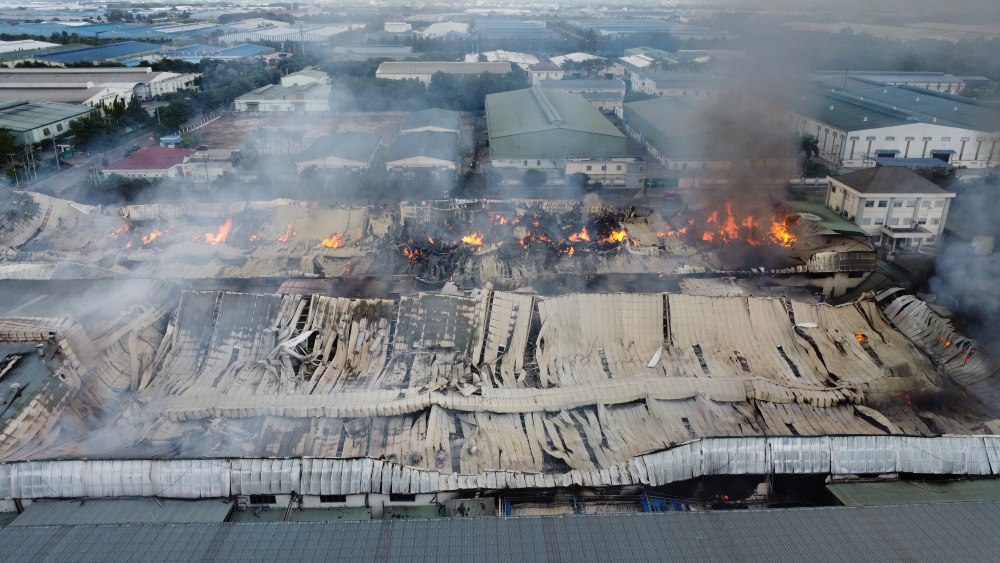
[29,131,160,196]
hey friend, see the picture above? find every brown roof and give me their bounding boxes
[106,147,195,171]
[832,166,954,195]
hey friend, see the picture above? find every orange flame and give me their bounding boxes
[403,247,421,261]
[606,228,628,243]
[492,214,509,225]
[855,332,867,344]
[322,233,344,248]
[277,224,294,243]
[702,231,714,242]
[204,217,233,245]
[108,224,130,238]
[249,233,259,241]
[462,233,484,249]
[428,236,435,244]
[142,230,162,245]
[567,247,575,256]
[125,240,133,249]
[568,227,590,243]
[768,217,797,248]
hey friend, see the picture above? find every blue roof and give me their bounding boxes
[37,41,162,64]
[874,157,954,169]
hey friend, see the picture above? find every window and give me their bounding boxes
[878,201,888,208]
[931,218,940,225]
[536,160,541,166]
[941,137,951,142]
[586,165,592,171]
[320,495,347,503]
[921,200,931,208]
[616,165,622,171]
[933,200,944,208]
[927,235,937,243]
[864,200,874,207]
[56,124,63,132]
[889,218,900,225]
[42,128,50,136]
[917,218,927,225]
[905,200,915,207]
[390,493,416,502]
[601,165,606,171]
[832,186,838,193]
[862,218,872,225]
[885,136,895,141]
[248,495,277,505]
[893,201,902,208]
[874,218,884,225]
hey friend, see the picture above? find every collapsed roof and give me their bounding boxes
[4,287,998,492]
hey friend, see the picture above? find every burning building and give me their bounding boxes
[2,281,1000,515]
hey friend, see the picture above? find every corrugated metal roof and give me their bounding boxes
[296,132,382,165]
[0,100,93,132]
[828,480,1000,506]
[385,131,458,164]
[832,167,955,195]
[37,42,162,64]
[486,88,628,159]
[401,108,461,133]
[376,61,512,76]
[3,502,1000,561]
[10,499,233,526]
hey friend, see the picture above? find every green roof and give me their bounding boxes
[785,201,869,236]
[828,480,1000,507]
[486,87,628,160]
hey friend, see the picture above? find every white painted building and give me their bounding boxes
[234,70,331,112]
[629,71,722,98]
[826,167,956,251]
[761,77,1000,169]
[814,71,968,95]
[375,62,512,85]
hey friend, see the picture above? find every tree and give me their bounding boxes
[800,134,820,159]
[0,127,15,164]
[157,98,195,131]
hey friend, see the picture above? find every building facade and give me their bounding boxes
[826,167,956,251]
[375,62,512,85]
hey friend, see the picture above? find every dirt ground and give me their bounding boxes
[195,113,408,150]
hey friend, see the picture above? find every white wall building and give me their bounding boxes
[826,167,956,252]
[629,71,722,98]
[759,77,1000,169]
[375,62,512,85]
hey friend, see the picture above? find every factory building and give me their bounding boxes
[485,87,642,188]
[0,99,95,145]
[375,62,512,85]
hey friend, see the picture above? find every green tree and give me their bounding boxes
[0,127,15,164]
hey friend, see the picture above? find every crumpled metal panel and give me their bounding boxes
[831,436,900,475]
[150,460,229,498]
[983,437,1000,474]
[9,461,86,499]
[0,463,9,500]
[898,436,991,475]
[641,441,700,486]
[83,460,155,498]
[768,437,831,474]
[702,438,767,475]
[229,459,299,495]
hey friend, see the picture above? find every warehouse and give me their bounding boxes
[234,69,331,112]
[486,87,642,188]
[35,41,163,65]
[757,76,1000,169]
[622,96,796,188]
[400,108,461,135]
[385,131,460,173]
[295,132,382,173]
[375,62,512,84]
[0,99,95,145]
[0,67,199,106]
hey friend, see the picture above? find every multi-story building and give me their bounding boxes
[826,166,956,251]
[234,68,331,112]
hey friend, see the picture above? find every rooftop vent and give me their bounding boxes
[863,116,868,122]
[829,105,834,110]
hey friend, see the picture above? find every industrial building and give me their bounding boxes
[813,71,969,95]
[295,132,382,173]
[385,131,460,174]
[759,76,1000,169]
[539,79,626,112]
[102,147,197,180]
[0,99,94,145]
[826,166,956,251]
[375,62,513,85]
[474,19,558,41]
[485,87,642,188]
[622,96,795,188]
[628,71,723,98]
[0,68,200,106]
[234,68,331,112]
[33,41,163,65]
[400,108,461,135]
[168,43,278,64]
